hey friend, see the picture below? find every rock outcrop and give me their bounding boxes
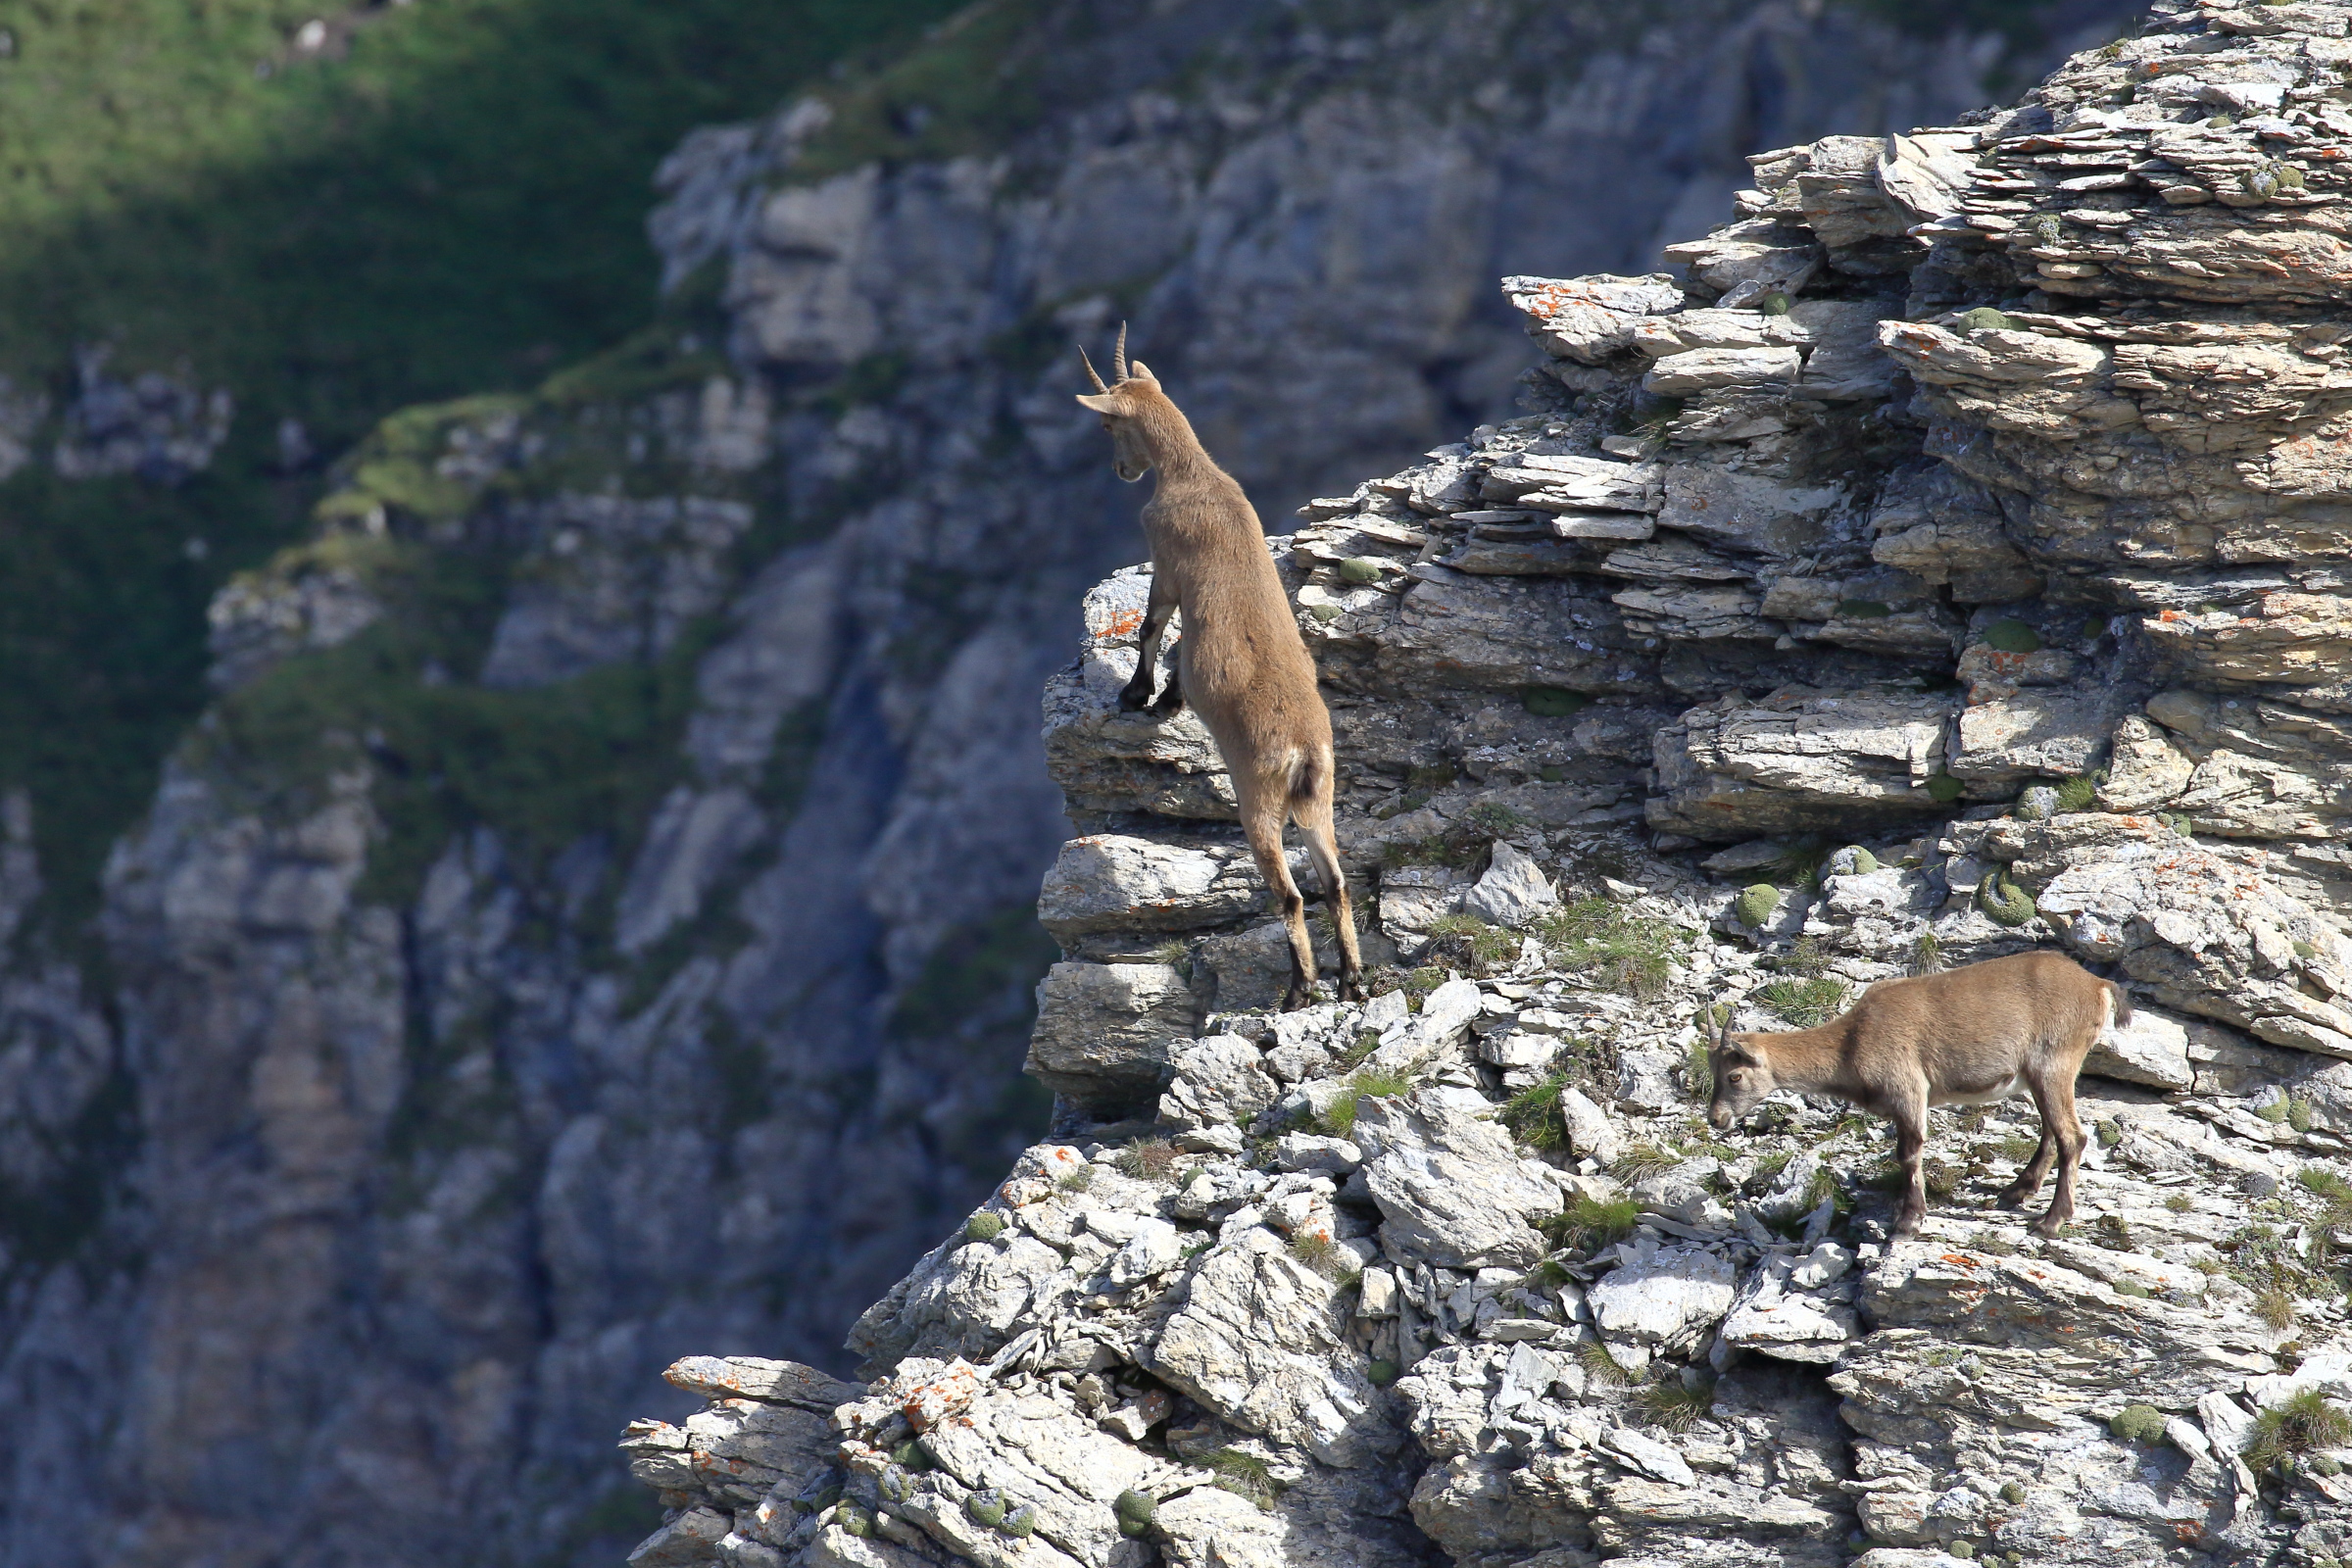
[0,6,2149,1568]
[629,5,2352,1566]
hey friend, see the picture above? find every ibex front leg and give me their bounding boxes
[1890,1085,1931,1238]
[1118,572,1182,716]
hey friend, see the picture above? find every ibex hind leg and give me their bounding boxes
[1239,775,1317,1011]
[2023,1070,2086,1239]
[1291,785,1362,1003]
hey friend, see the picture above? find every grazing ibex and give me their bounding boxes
[1076,326,1362,1009]
[1707,951,2128,1238]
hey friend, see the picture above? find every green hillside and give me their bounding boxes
[0,0,960,937]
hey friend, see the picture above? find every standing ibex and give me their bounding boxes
[1707,951,2127,1238]
[1076,326,1362,1009]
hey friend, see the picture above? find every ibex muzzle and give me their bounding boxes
[1708,950,2128,1238]
[1075,326,1362,1009]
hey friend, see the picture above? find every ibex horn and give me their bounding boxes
[1113,319,1129,382]
[1078,343,1108,393]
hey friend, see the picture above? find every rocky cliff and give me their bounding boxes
[622,3,2352,1567]
[0,3,2147,1566]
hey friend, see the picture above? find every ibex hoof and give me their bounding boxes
[1336,971,1365,1004]
[2030,1214,2070,1239]
[1993,1187,2032,1209]
[1116,684,1154,713]
[1147,692,1185,719]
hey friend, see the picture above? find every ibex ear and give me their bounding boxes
[1127,360,1159,386]
[1075,393,1119,414]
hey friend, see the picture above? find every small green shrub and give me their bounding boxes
[2245,1390,2352,1472]
[1366,1358,1399,1389]
[2289,1097,2317,1133]
[965,1211,1005,1243]
[1759,977,1849,1028]
[2095,1120,2124,1150]
[2258,1097,2293,1125]
[2108,1403,2168,1444]
[1999,1481,2027,1504]
[2113,1280,2152,1298]
[1927,773,1967,804]
[1757,291,1791,316]
[1959,307,2014,333]
[1734,884,1781,928]
[1838,599,1892,619]
[1978,875,2038,928]
[964,1490,1007,1528]
[1983,618,2042,654]
[1114,1490,1156,1538]
[1523,686,1589,718]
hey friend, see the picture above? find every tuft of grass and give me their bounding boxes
[1425,911,1521,976]
[1635,1378,1714,1433]
[1146,938,1192,968]
[1056,1166,1096,1194]
[1318,1068,1410,1141]
[2245,1390,2352,1473]
[2256,1287,2298,1332]
[1682,1038,1714,1103]
[1774,936,1830,978]
[2166,1193,2194,1214]
[1333,1028,1382,1074]
[1500,1073,1571,1152]
[1115,1139,1182,1184]
[1758,977,1848,1028]
[2053,770,2104,812]
[1287,1231,1346,1279]
[1611,1142,1679,1183]
[1909,928,1943,976]
[1201,1448,1286,1512]
[1575,1337,1640,1388]
[1545,1197,1641,1254]
[1760,836,1831,889]
[1539,898,1683,1000]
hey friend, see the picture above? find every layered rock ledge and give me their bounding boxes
[624,6,2352,1566]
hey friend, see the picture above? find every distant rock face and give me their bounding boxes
[0,3,2158,1567]
[629,3,2352,1566]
